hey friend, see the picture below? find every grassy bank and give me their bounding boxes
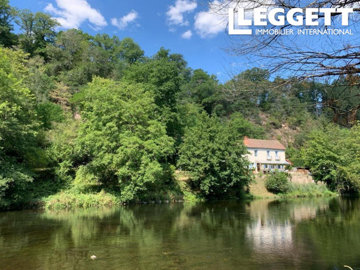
[42,188,185,210]
[250,175,337,199]
[43,191,121,210]
[249,176,276,199]
[283,183,337,198]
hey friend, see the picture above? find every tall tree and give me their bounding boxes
[118,37,144,64]
[0,48,40,207]
[179,69,219,114]
[123,48,189,139]
[322,75,360,126]
[17,10,58,56]
[220,68,271,118]
[0,0,17,47]
[55,78,175,202]
[178,111,251,198]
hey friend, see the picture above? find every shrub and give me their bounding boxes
[265,172,290,194]
[43,190,121,210]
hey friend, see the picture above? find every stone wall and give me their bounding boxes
[289,169,314,184]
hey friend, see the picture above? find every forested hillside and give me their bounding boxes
[1,0,359,209]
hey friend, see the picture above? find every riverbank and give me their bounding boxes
[39,173,336,210]
[249,175,337,199]
[41,189,188,210]
[0,171,337,211]
[42,191,189,210]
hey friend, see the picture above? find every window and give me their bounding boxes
[254,150,258,157]
[264,164,268,168]
[275,151,279,159]
[267,150,271,159]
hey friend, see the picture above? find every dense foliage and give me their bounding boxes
[178,112,251,198]
[301,124,360,194]
[0,0,359,208]
[66,78,175,201]
[265,172,291,194]
[0,49,41,207]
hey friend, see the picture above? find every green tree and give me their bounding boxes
[89,36,143,78]
[178,112,251,198]
[62,78,175,201]
[301,124,360,193]
[220,68,271,118]
[17,10,58,56]
[123,48,189,141]
[322,76,360,127]
[179,69,219,114]
[25,55,56,102]
[227,113,265,138]
[0,48,40,207]
[118,37,144,64]
[45,29,92,85]
[45,31,144,88]
[0,0,17,47]
[91,34,123,78]
[124,48,186,111]
[335,124,360,192]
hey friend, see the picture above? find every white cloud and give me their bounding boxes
[181,30,192,39]
[111,10,139,30]
[194,0,274,38]
[194,0,229,38]
[45,0,107,29]
[167,0,197,26]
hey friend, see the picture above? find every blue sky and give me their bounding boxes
[9,0,254,83]
[10,0,359,82]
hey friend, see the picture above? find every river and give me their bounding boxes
[0,198,359,270]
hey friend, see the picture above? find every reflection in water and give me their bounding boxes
[0,198,359,270]
[245,199,330,254]
[246,217,293,253]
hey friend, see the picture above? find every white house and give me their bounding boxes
[243,136,290,172]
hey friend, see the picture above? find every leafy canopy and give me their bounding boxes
[66,78,175,202]
[0,48,40,206]
[178,111,251,198]
[301,124,360,193]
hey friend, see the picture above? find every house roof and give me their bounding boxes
[243,137,286,150]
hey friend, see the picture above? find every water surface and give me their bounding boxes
[0,198,359,270]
